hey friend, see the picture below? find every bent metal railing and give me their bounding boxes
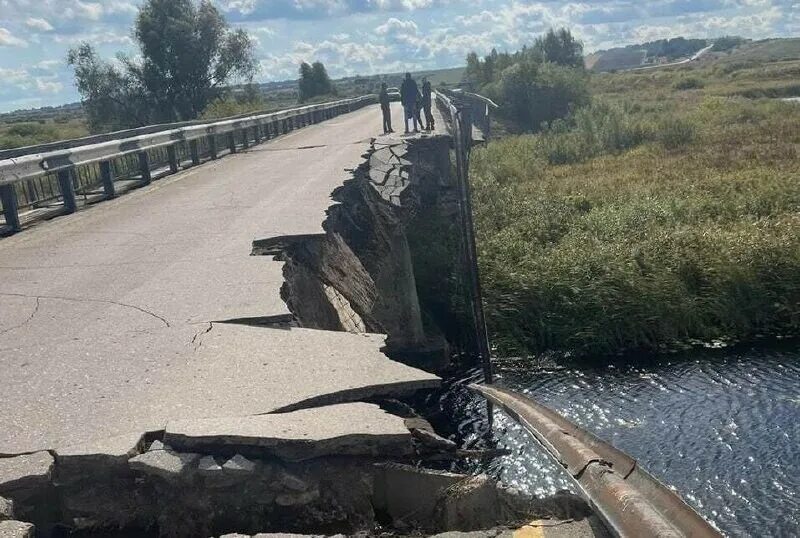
[471,385,722,538]
[0,95,376,234]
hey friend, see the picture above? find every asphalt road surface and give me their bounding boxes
[0,103,439,455]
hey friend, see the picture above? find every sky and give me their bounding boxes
[0,0,797,113]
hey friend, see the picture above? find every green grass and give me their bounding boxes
[0,119,89,150]
[472,54,800,358]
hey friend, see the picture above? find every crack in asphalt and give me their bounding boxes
[0,292,171,328]
[0,297,40,336]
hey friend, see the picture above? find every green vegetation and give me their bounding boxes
[465,28,589,132]
[471,46,800,358]
[68,0,257,131]
[0,119,88,150]
[298,62,336,102]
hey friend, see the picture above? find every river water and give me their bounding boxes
[448,343,800,537]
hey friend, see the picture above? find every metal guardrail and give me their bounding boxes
[0,95,376,234]
[471,384,722,538]
[442,90,498,140]
[435,91,492,383]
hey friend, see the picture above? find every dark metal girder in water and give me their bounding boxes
[470,383,722,538]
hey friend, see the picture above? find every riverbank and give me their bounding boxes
[471,57,800,358]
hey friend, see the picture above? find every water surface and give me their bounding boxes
[454,344,800,537]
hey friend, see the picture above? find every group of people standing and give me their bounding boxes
[379,72,435,135]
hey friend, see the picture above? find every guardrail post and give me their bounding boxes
[209,135,218,159]
[254,125,262,144]
[0,184,21,232]
[100,160,116,198]
[241,129,249,150]
[167,144,179,173]
[57,169,78,213]
[189,139,200,165]
[228,132,237,154]
[138,151,151,184]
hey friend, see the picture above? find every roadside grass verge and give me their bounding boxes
[472,95,800,357]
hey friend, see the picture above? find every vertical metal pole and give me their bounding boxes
[138,151,151,184]
[189,139,200,165]
[57,169,78,213]
[209,135,218,160]
[167,144,179,173]
[100,160,116,198]
[0,184,21,232]
[228,132,237,154]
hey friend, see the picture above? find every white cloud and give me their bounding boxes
[0,27,28,47]
[25,17,55,32]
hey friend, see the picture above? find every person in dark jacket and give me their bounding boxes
[400,72,419,133]
[379,83,393,134]
[421,77,435,131]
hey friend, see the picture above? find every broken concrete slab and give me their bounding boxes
[1,324,439,455]
[55,431,143,474]
[0,453,53,499]
[372,463,470,527]
[164,402,413,461]
[0,497,13,520]
[0,521,34,538]
[197,455,223,476]
[222,455,256,475]
[128,449,199,480]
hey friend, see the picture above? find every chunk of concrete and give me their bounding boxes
[128,450,199,480]
[0,497,13,520]
[274,489,320,506]
[222,455,256,475]
[276,470,310,492]
[148,440,167,452]
[197,456,223,476]
[55,432,143,484]
[0,521,34,538]
[164,403,413,461]
[0,452,53,498]
[372,463,470,527]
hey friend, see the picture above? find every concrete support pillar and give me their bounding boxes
[167,144,179,173]
[57,169,77,213]
[254,124,262,144]
[100,160,115,198]
[138,151,151,184]
[189,140,200,165]
[0,184,21,232]
[241,129,249,150]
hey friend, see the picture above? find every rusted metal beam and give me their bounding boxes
[470,384,721,538]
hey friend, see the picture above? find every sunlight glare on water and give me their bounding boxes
[483,345,800,537]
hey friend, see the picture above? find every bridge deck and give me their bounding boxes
[0,103,441,455]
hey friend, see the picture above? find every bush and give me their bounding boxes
[492,61,590,132]
[656,117,696,149]
[537,103,655,164]
[673,77,705,90]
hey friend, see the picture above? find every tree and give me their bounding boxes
[298,61,335,102]
[68,0,257,131]
[533,28,585,68]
